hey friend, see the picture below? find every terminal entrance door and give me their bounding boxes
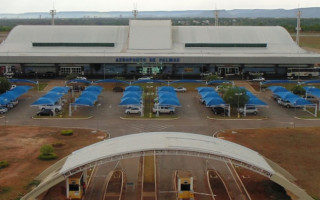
[218,66,239,76]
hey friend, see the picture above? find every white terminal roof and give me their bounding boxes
[60,132,274,175]
[0,20,319,63]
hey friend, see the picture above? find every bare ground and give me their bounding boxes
[219,127,320,199]
[0,126,105,200]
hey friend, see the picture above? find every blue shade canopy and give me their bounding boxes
[159,92,177,99]
[158,86,175,92]
[246,91,256,98]
[66,79,92,84]
[201,92,220,99]
[170,80,204,84]
[94,79,130,84]
[119,97,141,106]
[122,92,142,99]
[267,86,288,93]
[302,80,320,84]
[274,92,298,100]
[262,80,296,85]
[80,92,98,101]
[42,92,64,102]
[132,79,166,84]
[197,87,215,93]
[293,98,313,106]
[159,98,181,106]
[50,86,70,94]
[247,98,268,106]
[85,86,103,92]
[125,86,142,91]
[73,97,94,107]
[81,90,100,96]
[1,91,19,101]
[9,79,38,84]
[207,80,232,85]
[0,97,11,105]
[205,97,225,107]
[32,98,55,106]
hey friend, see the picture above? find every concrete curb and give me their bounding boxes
[120,116,180,120]
[207,116,268,120]
[32,116,93,120]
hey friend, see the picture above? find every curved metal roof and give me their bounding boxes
[60,132,274,175]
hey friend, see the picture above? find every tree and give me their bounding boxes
[291,85,305,96]
[65,73,79,80]
[0,77,11,94]
[223,87,249,109]
[205,74,221,82]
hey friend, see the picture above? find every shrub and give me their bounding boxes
[38,144,58,160]
[0,160,9,169]
[25,180,41,190]
[61,129,73,136]
[0,186,11,194]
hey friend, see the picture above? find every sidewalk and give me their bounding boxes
[42,79,66,92]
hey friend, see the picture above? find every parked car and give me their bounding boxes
[252,77,265,82]
[238,106,258,115]
[152,105,175,114]
[0,107,8,114]
[211,106,229,115]
[10,99,18,106]
[76,76,87,80]
[138,76,152,80]
[125,107,142,114]
[39,104,62,112]
[113,87,124,92]
[10,85,17,90]
[200,72,212,76]
[174,87,187,92]
[37,109,53,116]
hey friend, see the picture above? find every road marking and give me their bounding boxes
[229,161,252,200]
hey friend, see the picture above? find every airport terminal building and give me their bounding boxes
[0,20,320,79]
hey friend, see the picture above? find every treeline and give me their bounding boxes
[0,18,320,32]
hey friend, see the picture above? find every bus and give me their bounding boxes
[176,170,194,200]
[287,68,320,78]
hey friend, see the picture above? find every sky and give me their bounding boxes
[0,0,319,13]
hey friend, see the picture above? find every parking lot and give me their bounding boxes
[2,80,319,138]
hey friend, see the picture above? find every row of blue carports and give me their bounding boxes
[119,86,181,117]
[197,87,268,116]
[0,86,32,107]
[267,86,317,116]
[32,86,103,116]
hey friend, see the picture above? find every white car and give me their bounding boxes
[138,76,152,80]
[152,105,175,114]
[39,104,62,112]
[10,85,17,90]
[238,106,258,115]
[252,77,265,82]
[174,87,187,92]
[0,107,8,114]
[125,107,142,114]
[76,76,87,80]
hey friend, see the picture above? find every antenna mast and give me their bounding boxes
[50,9,56,25]
[132,3,138,19]
[296,9,301,45]
[214,6,219,26]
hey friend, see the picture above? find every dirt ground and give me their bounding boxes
[0,126,106,200]
[219,127,320,199]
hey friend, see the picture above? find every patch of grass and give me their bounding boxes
[0,186,11,194]
[25,180,40,190]
[38,153,58,160]
[0,160,9,169]
[61,129,73,136]
[30,83,48,91]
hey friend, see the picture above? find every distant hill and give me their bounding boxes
[1,7,320,19]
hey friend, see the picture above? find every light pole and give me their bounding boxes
[235,92,243,118]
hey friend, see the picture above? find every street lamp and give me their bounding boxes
[235,92,243,118]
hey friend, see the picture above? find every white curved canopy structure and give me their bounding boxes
[22,132,313,200]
